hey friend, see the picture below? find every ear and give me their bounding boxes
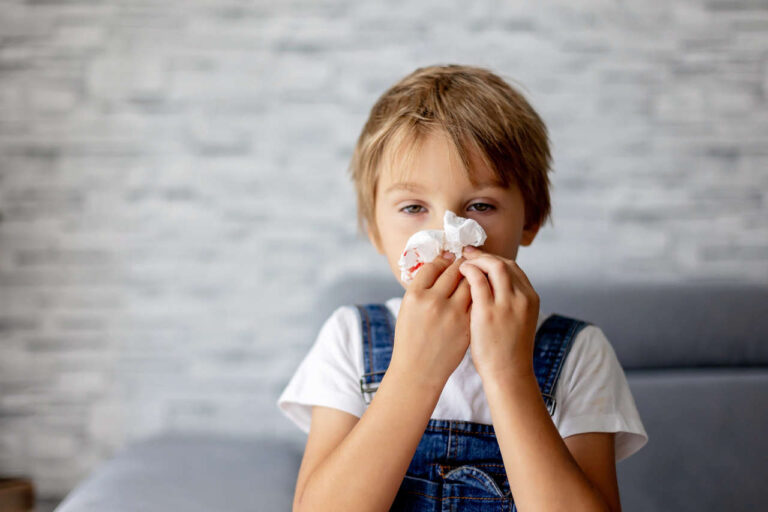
[366,223,384,255]
[520,220,540,247]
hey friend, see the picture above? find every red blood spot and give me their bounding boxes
[408,261,424,273]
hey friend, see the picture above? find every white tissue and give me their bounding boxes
[397,210,487,283]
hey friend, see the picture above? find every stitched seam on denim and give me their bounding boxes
[548,319,589,399]
[446,421,453,460]
[438,463,507,480]
[426,419,497,432]
[357,305,372,384]
[361,370,386,377]
[365,306,374,384]
[444,495,511,501]
[355,306,366,400]
[424,426,497,438]
[401,490,441,499]
[533,314,558,405]
[541,316,564,395]
[546,318,576,394]
[462,471,504,497]
[540,316,583,399]
[429,418,496,430]
[403,490,510,502]
[540,317,566,414]
[442,463,505,468]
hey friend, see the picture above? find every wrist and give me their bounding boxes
[385,363,447,399]
[478,362,536,389]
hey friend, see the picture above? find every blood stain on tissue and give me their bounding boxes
[402,248,425,275]
[408,261,424,274]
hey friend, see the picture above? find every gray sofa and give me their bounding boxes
[54,279,768,511]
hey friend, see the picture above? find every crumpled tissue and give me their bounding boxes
[397,210,487,283]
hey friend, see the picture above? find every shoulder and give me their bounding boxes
[558,320,617,388]
[535,314,606,376]
[325,298,401,369]
[313,305,364,366]
[550,318,623,401]
[325,300,399,329]
[551,319,649,461]
[313,300,399,368]
[334,297,402,340]
[324,305,361,340]
[275,305,368,433]
[536,313,595,344]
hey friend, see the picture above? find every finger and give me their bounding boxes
[463,247,532,301]
[431,255,467,296]
[507,260,536,293]
[506,258,536,295]
[461,245,483,258]
[450,276,472,312]
[408,252,455,289]
[458,262,493,308]
[458,254,515,306]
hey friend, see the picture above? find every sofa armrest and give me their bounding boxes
[55,433,304,512]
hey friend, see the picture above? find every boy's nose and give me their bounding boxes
[426,208,460,231]
[428,209,450,231]
[427,217,445,231]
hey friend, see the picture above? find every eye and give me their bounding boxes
[400,204,425,214]
[468,202,495,213]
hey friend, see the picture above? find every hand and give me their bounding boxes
[458,246,540,381]
[389,251,472,390]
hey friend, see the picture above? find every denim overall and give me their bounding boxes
[354,303,591,512]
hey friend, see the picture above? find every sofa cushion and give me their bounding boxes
[619,368,768,510]
[54,433,304,512]
[314,275,768,369]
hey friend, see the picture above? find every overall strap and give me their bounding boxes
[354,304,397,404]
[533,314,592,416]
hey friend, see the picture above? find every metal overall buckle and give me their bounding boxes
[542,392,557,416]
[359,371,385,404]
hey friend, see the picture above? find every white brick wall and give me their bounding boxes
[0,0,766,499]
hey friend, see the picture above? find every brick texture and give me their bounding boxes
[0,0,766,499]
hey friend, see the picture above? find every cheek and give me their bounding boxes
[381,231,409,262]
[379,219,413,250]
[392,236,411,261]
[478,226,520,258]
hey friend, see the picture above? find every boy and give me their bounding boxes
[278,64,647,511]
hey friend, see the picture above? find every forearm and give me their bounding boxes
[483,371,610,512]
[296,368,443,512]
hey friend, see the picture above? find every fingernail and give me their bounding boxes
[442,251,455,260]
[464,245,477,253]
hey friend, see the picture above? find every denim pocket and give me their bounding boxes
[392,475,441,512]
[443,465,506,497]
[442,465,514,511]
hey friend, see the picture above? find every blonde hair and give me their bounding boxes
[347,64,554,246]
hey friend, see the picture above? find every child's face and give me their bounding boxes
[368,130,541,289]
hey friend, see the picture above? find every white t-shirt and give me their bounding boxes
[277,296,648,462]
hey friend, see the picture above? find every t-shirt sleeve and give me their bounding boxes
[276,306,366,434]
[553,324,649,463]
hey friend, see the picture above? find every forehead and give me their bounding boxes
[377,129,501,190]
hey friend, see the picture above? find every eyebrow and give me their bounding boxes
[385,182,426,194]
[384,181,503,194]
